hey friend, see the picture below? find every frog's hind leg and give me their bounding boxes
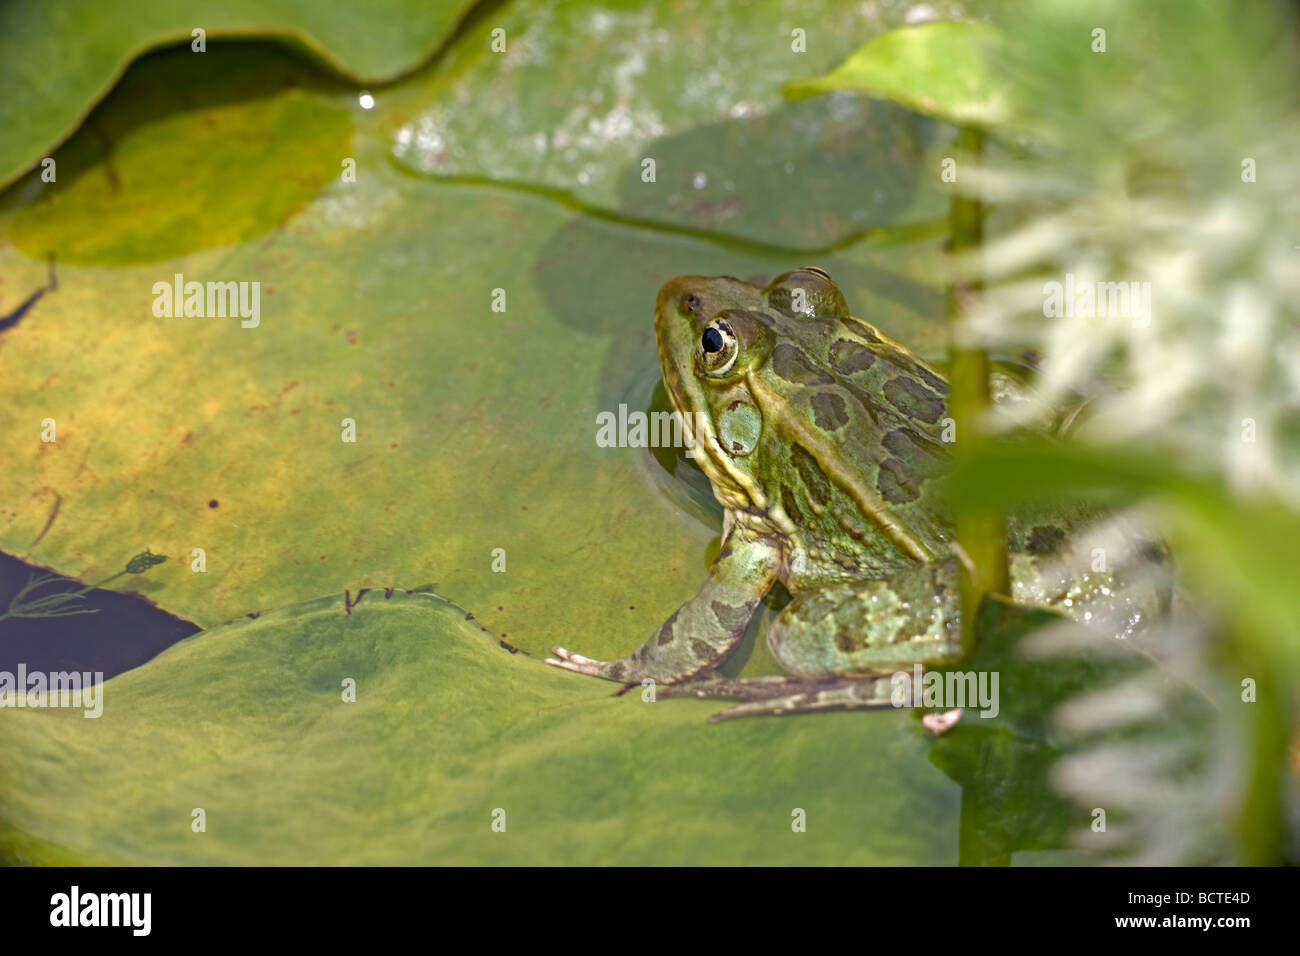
[656,674,895,722]
[766,560,964,679]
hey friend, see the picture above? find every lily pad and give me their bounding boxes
[0,590,959,865]
[9,45,354,265]
[388,0,953,248]
[0,0,479,189]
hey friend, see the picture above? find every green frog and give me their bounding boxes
[548,269,1165,720]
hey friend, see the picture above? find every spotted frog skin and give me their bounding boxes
[548,269,1164,720]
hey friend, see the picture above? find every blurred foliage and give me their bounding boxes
[950,439,1296,862]
[803,0,1300,863]
[974,0,1299,864]
[949,439,1300,672]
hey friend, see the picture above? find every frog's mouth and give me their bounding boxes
[657,338,726,480]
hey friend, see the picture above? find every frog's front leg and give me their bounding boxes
[547,534,780,684]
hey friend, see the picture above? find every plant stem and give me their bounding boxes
[1237,640,1287,864]
[947,125,1008,657]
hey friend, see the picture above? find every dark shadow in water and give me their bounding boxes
[609,96,931,251]
[0,551,200,680]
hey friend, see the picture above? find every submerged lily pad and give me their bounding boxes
[0,590,959,865]
[388,0,952,248]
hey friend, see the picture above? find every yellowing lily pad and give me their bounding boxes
[9,45,352,265]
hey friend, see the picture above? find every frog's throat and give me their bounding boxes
[662,365,770,517]
[671,367,938,566]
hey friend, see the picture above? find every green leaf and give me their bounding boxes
[930,725,1072,865]
[0,0,479,190]
[784,21,1012,128]
[0,590,959,864]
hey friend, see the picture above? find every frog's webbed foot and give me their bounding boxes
[657,674,896,722]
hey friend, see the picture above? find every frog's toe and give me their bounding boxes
[548,646,598,666]
[545,647,632,683]
[704,678,897,721]
[656,675,793,699]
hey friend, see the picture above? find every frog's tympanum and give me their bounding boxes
[548,269,1166,720]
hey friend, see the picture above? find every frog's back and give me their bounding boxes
[750,305,957,584]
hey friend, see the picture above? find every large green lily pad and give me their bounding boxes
[0,590,959,865]
[0,0,479,189]
[0,40,947,665]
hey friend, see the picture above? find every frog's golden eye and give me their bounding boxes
[766,269,849,319]
[699,320,738,376]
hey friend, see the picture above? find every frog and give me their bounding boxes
[547,268,1167,720]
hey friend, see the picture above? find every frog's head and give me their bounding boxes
[654,268,855,515]
[658,267,955,567]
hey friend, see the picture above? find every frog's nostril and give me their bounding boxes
[683,293,701,313]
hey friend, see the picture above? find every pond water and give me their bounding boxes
[0,551,200,680]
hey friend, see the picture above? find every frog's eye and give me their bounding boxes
[766,269,849,319]
[699,320,738,376]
